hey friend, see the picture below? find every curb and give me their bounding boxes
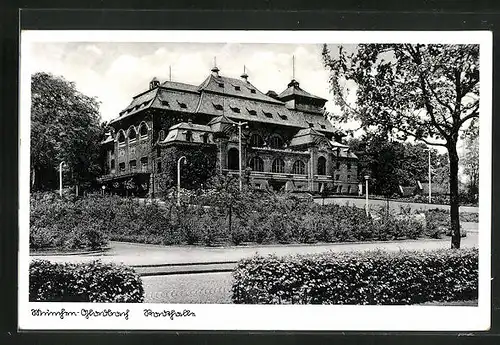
[132,260,238,268]
[30,247,111,257]
[112,237,456,252]
[138,266,235,277]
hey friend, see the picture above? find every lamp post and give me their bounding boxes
[233,121,248,191]
[177,156,187,206]
[59,161,65,197]
[425,148,432,203]
[101,185,106,196]
[364,175,370,216]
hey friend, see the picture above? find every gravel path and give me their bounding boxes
[143,272,233,304]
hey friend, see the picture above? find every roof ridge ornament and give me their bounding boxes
[211,56,220,77]
[241,65,248,82]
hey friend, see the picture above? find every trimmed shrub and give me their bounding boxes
[29,260,144,302]
[232,248,478,305]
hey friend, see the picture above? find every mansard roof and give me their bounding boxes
[278,79,327,103]
[169,122,212,132]
[161,80,200,93]
[197,74,283,104]
[289,128,329,147]
[162,122,212,143]
[112,72,337,134]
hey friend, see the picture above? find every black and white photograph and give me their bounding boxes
[19,30,491,331]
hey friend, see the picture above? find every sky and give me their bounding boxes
[28,42,354,125]
[27,41,464,157]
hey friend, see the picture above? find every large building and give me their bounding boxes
[99,66,359,197]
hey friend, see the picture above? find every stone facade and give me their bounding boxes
[99,68,359,196]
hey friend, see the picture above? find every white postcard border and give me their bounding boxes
[18,30,492,331]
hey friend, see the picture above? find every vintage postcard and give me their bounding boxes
[19,30,492,331]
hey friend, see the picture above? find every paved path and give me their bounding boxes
[31,233,478,269]
[315,197,479,213]
[143,272,233,304]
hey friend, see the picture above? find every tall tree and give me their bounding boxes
[31,72,104,193]
[323,44,479,248]
[461,121,479,200]
[348,133,444,196]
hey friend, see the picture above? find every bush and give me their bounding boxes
[232,248,478,305]
[29,260,144,302]
[425,209,467,238]
[32,191,457,249]
[30,192,110,251]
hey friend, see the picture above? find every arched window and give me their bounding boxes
[228,148,239,170]
[117,130,126,144]
[317,156,326,175]
[248,156,264,172]
[269,135,283,149]
[292,160,306,175]
[272,158,285,173]
[250,133,264,147]
[128,127,137,141]
[158,130,165,141]
[139,123,148,137]
[140,157,148,171]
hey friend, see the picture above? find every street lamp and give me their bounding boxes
[364,175,370,216]
[59,161,65,197]
[233,121,248,191]
[177,156,187,206]
[424,148,432,203]
[101,185,106,196]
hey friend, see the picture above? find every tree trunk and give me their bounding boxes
[448,143,461,249]
[228,205,232,235]
[31,168,36,190]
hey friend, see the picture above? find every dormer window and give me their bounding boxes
[149,78,160,89]
[247,108,257,116]
[307,121,314,128]
[320,124,326,129]
[278,113,288,120]
[161,100,169,107]
[177,101,187,109]
[218,82,224,88]
[263,110,273,118]
[212,102,223,111]
[234,86,241,91]
[230,106,240,113]
[250,89,256,94]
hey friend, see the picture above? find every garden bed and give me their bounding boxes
[30,191,468,250]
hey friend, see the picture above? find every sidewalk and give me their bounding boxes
[30,233,478,276]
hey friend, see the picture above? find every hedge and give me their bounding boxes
[30,260,144,302]
[232,248,478,305]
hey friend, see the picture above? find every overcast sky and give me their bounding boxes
[28,42,354,125]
